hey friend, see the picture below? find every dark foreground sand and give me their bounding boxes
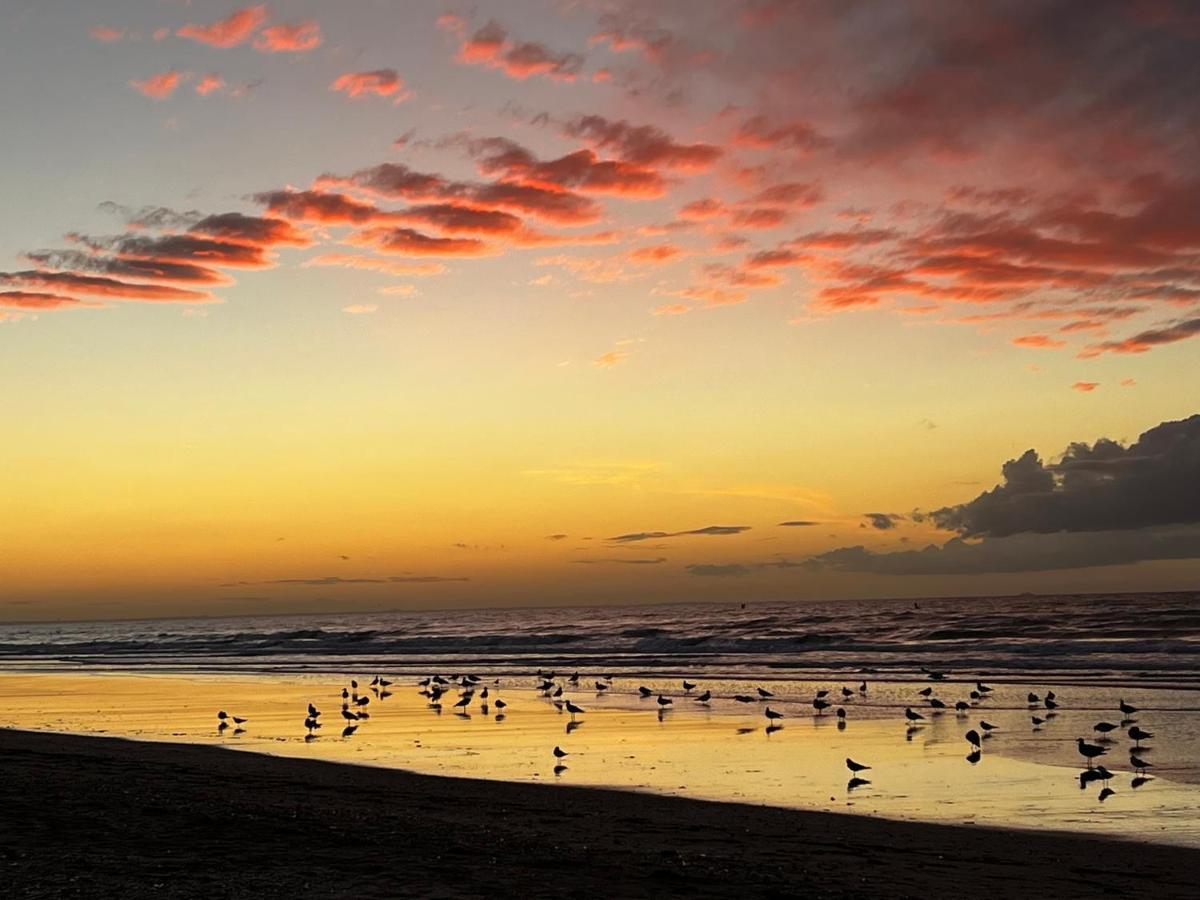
[2,729,1195,899]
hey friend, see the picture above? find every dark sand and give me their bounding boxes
[2,729,1195,899]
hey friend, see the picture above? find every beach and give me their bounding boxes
[4,727,1198,899]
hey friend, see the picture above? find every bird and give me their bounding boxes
[836,707,847,721]
[1119,699,1138,717]
[757,687,774,699]
[764,707,783,721]
[841,687,854,699]
[1094,721,1118,736]
[342,724,358,737]
[733,695,756,703]
[1045,690,1056,701]
[595,682,609,692]
[1128,726,1153,747]
[815,689,830,699]
[954,701,970,714]
[1031,716,1046,728]
[918,687,934,697]
[494,698,507,711]
[1130,753,1152,774]
[904,707,925,723]
[929,698,946,709]
[656,694,673,709]
[638,686,653,698]
[846,757,870,773]
[1099,787,1116,802]
[454,695,472,711]
[976,682,993,695]
[217,711,230,722]
[1027,692,1040,706]
[979,720,997,734]
[695,690,712,703]
[683,681,696,692]
[480,687,489,700]
[859,681,868,694]
[965,729,982,748]
[232,716,248,726]
[307,703,321,719]
[553,746,568,759]
[341,708,359,721]
[812,698,830,714]
[1076,738,1107,767]
[1044,698,1058,710]
[565,700,585,719]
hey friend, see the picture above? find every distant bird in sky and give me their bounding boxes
[846,757,870,773]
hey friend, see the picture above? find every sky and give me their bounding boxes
[1,0,1198,621]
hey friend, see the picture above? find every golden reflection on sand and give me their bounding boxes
[2,672,1198,847]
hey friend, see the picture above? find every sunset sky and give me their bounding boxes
[2,1,1198,620]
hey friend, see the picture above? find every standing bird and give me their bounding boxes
[1128,726,1153,747]
[638,686,653,698]
[656,694,673,709]
[1076,738,1107,767]
[954,701,970,714]
[905,707,925,724]
[979,720,997,734]
[1130,753,1152,775]
[494,698,507,712]
[929,698,946,710]
[595,682,609,692]
[965,729,982,749]
[918,687,934,698]
[565,700,585,720]
[858,681,867,694]
[764,707,784,722]
[757,687,774,699]
[1094,721,1118,737]
[553,746,568,759]
[813,698,830,715]
[1027,693,1040,706]
[1119,699,1138,717]
[683,681,696,692]
[846,757,870,774]
[695,690,712,703]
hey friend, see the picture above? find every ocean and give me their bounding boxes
[3,591,1198,685]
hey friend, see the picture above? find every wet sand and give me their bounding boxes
[3,727,1198,899]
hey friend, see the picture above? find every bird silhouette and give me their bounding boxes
[1119,699,1138,716]
[553,746,568,759]
[342,724,358,737]
[757,687,773,699]
[565,700,585,719]
[1076,737,1107,767]
[965,729,982,748]
[1099,787,1116,802]
[1130,753,1152,774]
[764,707,783,721]
[905,707,925,723]
[1128,726,1153,747]
[695,690,712,703]
[683,681,696,692]
[846,757,870,773]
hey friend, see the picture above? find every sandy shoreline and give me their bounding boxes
[3,728,1198,899]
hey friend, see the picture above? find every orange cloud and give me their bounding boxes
[254,21,323,53]
[1078,318,1200,357]
[130,70,184,100]
[453,21,583,81]
[468,138,666,198]
[88,26,125,43]
[195,74,225,97]
[629,244,683,264]
[0,271,210,303]
[0,291,100,310]
[348,227,488,257]
[1012,334,1066,349]
[255,189,387,224]
[176,5,267,48]
[331,70,408,101]
[1072,381,1099,392]
[593,350,630,367]
[300,253,446,277]
[564,116,721,171]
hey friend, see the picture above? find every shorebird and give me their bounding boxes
[846,757,870,773]
[955,701,970,714]
[568,672,580,685]
[1128,726,1153,747]
[841,686,854,699]
[1027,693,1040,706]
[1031,716,1046,728]
[553,746,568,759]
[965,729,982,748]
[695,690,712,703]
[836,707,847,721]
[480,687,489,700]
[1044,697,1058,710]
[595,681,609,692]
[494,698,507,711]
[1093,721,1118,736]
[764,707,783,722]
[638,686,653,698]
[1119,699,1138,717]
[232,716,248,726]
[565,700,585,719]
[918,687,934,697]
[929,698,946,710]
[341,708,359,722]
[1045,690,1056,701]
[656,694,673,709]
[342,724,358,737]
[757,687,774,699]
[979,720,997,734]
[683,681,696,692]
[1099,787,1116,802]
[1130,753,1152,774]
[341,688,349,700]
[976,682,993,695]
[904,707,925,724]
[355,696,370,707]
[1076,738,1107,767]
[812,698,830,714]
[454,694,472,711]
[217,710,230,722]
[859,681,867,694]
[733,695,756,703]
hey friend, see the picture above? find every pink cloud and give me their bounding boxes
[130,70,185,100]
[330,70,408,101]
[176,5,267,48]
[254,21,323,53]
[195,74,225,97]
[88,26,125,43]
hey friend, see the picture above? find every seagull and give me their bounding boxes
[1032,716,1046,728]
[846,757,870,773]
[638,686,653,698]
[595,682,609,692]
[565,700,585,719]
[683,681,696,692]
[757,687,774,699]
[1094,721,1118,736]
[1128,726,1153,747]
[1076,738,1107,767]
[553,746,568,759]
[1119,699,1138,717]
[695,690,712,703]
[342,724,358,737]
[764,707,783,721]
[1130,753,1152,774]
[954,701,970,714]
[979,720,997,733]
[656,695,673,709]
[812,698,830,714]
[965,729,982,749]
[904,707,925,723]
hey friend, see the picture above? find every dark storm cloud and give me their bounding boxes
[864,513,903,530]
[804,527,1200,576]
[930,414,1200,537]
[607,525,751,542]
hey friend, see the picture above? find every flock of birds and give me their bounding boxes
[213,668,1161,799]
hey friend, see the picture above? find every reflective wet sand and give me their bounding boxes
[2,672,1197,847]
